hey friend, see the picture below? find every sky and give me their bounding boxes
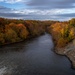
[0,0,75,21]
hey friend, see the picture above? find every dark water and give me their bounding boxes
[0,34,75,75]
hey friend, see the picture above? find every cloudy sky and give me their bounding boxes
[0,0,75,21]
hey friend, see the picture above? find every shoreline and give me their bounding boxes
[53,40,75,69]
[0,31,75,70]
[0,33,45,47]
[54,49,74,69]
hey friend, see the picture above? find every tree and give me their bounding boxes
[5,28,20,43]
[69,18,75,27]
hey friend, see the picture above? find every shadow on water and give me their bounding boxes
[0,38,37,53]
[0,34,75,75]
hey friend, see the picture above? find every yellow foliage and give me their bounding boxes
[20,29,29,39]
[69,18,75,26]
[57,38,67,47]
[49,22,75,47]
[69,28,75,37]
[5,28,19,43]
[68,28,75,40]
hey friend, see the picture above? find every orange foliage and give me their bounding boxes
[48,22,75,48]
[0,18,46,45]
[5,28,20,43]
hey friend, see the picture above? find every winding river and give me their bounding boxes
[0,34,75,75]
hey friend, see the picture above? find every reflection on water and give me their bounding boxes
[0,34,75,75]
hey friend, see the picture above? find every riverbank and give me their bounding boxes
[54,39,75,69]
[0,33,45,47]
[47,21,75,69]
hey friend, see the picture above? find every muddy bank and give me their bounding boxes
[54,39,75,69]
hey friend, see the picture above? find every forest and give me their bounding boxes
[47,18,75,48]
[0,18,46,45]
[0,17,75,48]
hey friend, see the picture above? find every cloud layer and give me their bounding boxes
[27,0,75,9]
[0,0,75,20]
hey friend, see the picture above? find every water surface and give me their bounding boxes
[0,34,75,75]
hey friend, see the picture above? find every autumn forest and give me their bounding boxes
[0,17,75,69]
[0,17,75,48]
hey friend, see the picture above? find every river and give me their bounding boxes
[0,34,75,75]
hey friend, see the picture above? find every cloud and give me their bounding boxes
[0,0,75,20]
[57,13,75,17]
[0,6,11,12]
[0,0,24,4]
[26,0,75,9]
[1,0,75,9]
[0,5,75,21]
